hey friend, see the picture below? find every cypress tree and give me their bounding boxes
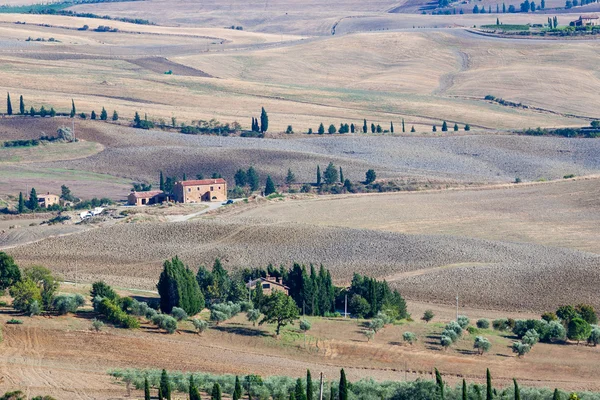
[363,119,367,133]
[435,368,444,400]
[329,384,334,400]
[260,107,268,133]
[160,369,171,400]
[112,110,119,121]
[503,2,506,12]
[134,112,141,127]
[160,171,165,191]
[27,188,38,210]
[6,93,12,115]
[390,121,394,133]
[306,370,313,400]
[339,369,348,400]
[454,123,459,131]
[30,106,35,117]
[402,118,405,133]
[295,378,306,400]
[158,386,163,400]
[316,166,321,186]
[264,175,276,196]
[100,107,108,121]
[462,379,467,400]
[70,99,76,118]
[189,375,201,400]
[339,167,344,184]
[486,369,492,400]
[18,192,25,214]
[233,376,242,400]
[513,379,520,400]
[290,393,296,400]
[442,121,448,131]
[350,123,355,133]
[211,383,222,400]
[19,95,24,115]
[144,377,151,400]
[433,125,437,132]
[411,126,415,132]
[553,389,560,400]
[370,123,375,133]
[91,110,97,120]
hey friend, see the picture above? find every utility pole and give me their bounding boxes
[456,294,459,321]
[344,294,347,318]
[318,372,324,400]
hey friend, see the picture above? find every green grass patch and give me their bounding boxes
[0,2,70,13]
[481,24,530,31]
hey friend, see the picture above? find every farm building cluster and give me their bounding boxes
[127,178,227,206]
[571,14,599,26]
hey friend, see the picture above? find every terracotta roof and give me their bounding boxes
[580,14,599,19]
[246,277,290,290]
[129,190,164,199]
[179,179,226,186]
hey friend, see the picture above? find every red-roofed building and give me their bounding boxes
[173,179,227,203]
[127,190,167,206]
[572,15,599,26]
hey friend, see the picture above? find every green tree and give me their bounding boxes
[9,278,42,313]
[421,309,434,323]
[260,107,268,133]
[134,112,141,127]
[339,167,344,184]
[349,294,370,318]
[189,375,201,400]
[295,378,306,400]
[19,95,24,115]
[454,123,459,131]
[433,125,437,132]
[567,318,592,344]
[442,121,448,131]
[160,369,171,400]
[17,192,25,214]
[575,304,597,325]
[159,171,165,191]
[285,168,296,185]
[339,369,348,400]
[233,376,242,400]
[286,125,293,134]
[486,369,492,400]
[553,389,560,400]
[157,257,204,315]
[514,379,521,400]
[328,124,336,134]
[247,166,260,191]
[324,162,338,185]
[390,121,394,133]
[462,379,467,400]
[6,93,12,115]
[91,110,97,120]
[402,118,405,133]
[234,169,247,187]
[365,169,376,184]
[410,126,415,132]
[306,370,313,400]
[112,110,119,121]
[363,119,367,133]
[141,377,150,400]
[211,383,222,400]
[316,165,322,186]
[435,368,444,400]
[259,291,299,335]
[26,188,38,210]
[100,107,108,121]
[0,252,21,291]
[25,266,59,309]
[70,99,76,118]
[464,124,471,131]
[264,175,276,196]
[371,123,375,133]
[318,123,325,134]
[557,305,578,325]
[29,107,35,117]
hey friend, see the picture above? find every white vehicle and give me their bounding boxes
[79,207,105,220]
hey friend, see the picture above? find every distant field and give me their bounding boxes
[0,139,103,163]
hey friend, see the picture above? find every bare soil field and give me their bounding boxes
[227,178,600,254]
[1,302,600,400]
[6,216,600,312]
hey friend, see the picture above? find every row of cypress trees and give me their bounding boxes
[157,257,204,315]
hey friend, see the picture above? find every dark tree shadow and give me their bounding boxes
[212,326,269,337]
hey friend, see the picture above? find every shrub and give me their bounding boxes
[546,321,566,342]
[457,315,470,329]
[442,329,458,342]
[191,318,209,334]
[440,335,453,349]
[476,319,490,329]
[473,336,491,355]
[368,318,385,333]
[421,310,434,323]
[96,298,140,329]
[28,300,41,316]
[152,314,178,333]
[246,309,261,326]
[91,281,118,302]
[210,302,241,324]
[402,331,417,345]
[522,329,540,346]
[541,312,557,322]
[7,318,23,324]
[52,294,85,315]
[376,311,393,325]
[492,318,509,331]
[588,326,600,346]
[91,318,104,332]
[9,278,42,314]
[512,342,531,357]
[446,321,463,336]
[299,319,311,332]
[171,307,188,321]
[363,329,375,342]
[466,326,479,335]
[567,318,592,344]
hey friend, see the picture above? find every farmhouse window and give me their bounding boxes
[188,188,191,192]
[210,186,214,191]
[262,283,271,289]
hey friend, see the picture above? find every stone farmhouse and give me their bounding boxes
[246,276,289,296]
[37,193,60,208]
[172,178,227,203]
[127,190,168,206]
[572,15,599,26]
